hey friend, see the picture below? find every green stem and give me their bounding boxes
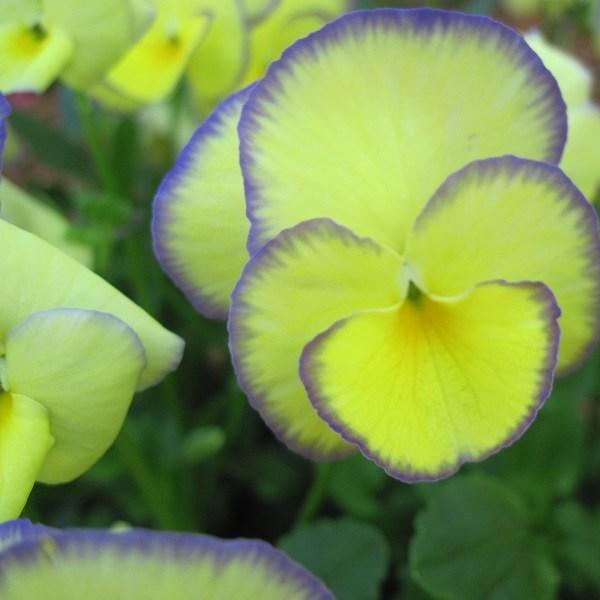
[74,92,118,195]
[114,425,180,531]
[295,462,333,527]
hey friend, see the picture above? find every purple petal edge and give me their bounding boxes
[415,154,600,376]
[228,217,378,462]
[239,7,568,256]
[151,85,254,322]
[299,280,561,483]
[0,520,333,599]
[0,94,11,169]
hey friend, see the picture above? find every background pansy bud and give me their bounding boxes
[0,0,153,93]
[153,8,600,481]
[0,178,93,266]
[526,30,600,202]
[0,519,333,599]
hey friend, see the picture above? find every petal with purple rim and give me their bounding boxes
[229,218,403,459]
[301,281,559,482]
[406,157,600,375]
[152,87,252,320]
[0,522,334,599]
[240,8,566,255]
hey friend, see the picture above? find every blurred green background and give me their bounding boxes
[3,0,599,598]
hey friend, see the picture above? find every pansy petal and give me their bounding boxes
[0,219,184,390]
[0,23,74,93]
[1,179,93,266]
[229,218,403,458]
[187,0,248,110]
[0,392,53,520]
[561,104,600,201]
[101,14,210,104]
[0,519,55,552]
[153,87,251,319]
[301,281,559,481]
[48,0,154,89]
[240,8,566,254]
[0,526,333,599]
[5,308,145,483]
[406,157,600,374]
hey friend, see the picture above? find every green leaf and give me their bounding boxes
[410,474,560,600]
[482,350,599,504]
[552,502,600,593]
[279,518,390,600]
[329,455,386,519]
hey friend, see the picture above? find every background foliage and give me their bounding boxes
[4,0,599,598]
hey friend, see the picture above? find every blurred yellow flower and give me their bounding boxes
[0,0,152,93]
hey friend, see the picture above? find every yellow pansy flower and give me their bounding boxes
[0,0,152,93]
[153,9,600,481]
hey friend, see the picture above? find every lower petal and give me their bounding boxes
[301,281,559,481]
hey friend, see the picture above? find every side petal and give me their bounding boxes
[5,308,146,484]
[187,0,249,111]
[0,219,184,390]
[152,87,251,320]
[0,392,54,520]
[239,8,566,254]
[229,218,403,459]
[0,519,55,552]
[406,157,600,374]
[100,14,210,104]
[561,104,600,201]
[0,23,74,93]
[0,527,333,599]
[301,281,559,481]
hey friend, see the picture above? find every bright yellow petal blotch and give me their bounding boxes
[101,11,210,104]
[0,392,54,520]
[301,282,559,480]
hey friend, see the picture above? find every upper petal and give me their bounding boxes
[406,157,600,374]
[239,8,566,254]
[152,87,251,320]
[5,308,146,483]
[229,218,403,458]
[0,219,184,390]
[301,281,559,481]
